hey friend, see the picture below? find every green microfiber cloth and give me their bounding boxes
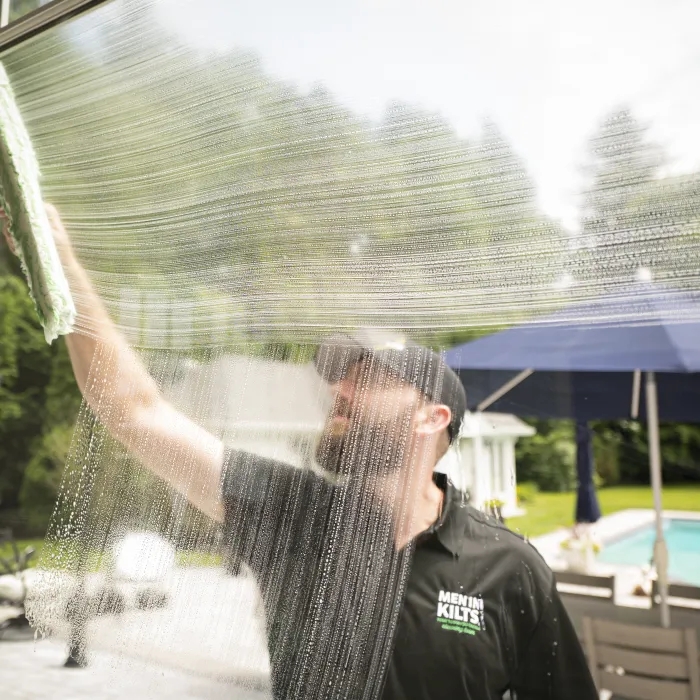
[0,61,75,343]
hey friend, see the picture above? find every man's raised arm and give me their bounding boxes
[6,206,225,522]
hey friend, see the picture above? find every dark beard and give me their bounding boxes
[315,410,413,480]
[315,429,348,477]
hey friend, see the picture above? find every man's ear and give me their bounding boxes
[414,403,451,438]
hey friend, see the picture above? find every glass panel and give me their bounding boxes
[1,0,698,696]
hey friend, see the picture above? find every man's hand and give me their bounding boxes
[1,202,70,256]
[0,205,16,255]
[45,203,71,251]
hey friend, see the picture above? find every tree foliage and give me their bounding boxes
[517,106,700,492]
[0,21,698,531]
[0,276,51,498]
[515,420,577,493]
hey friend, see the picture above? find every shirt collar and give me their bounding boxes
[418,472,467,556]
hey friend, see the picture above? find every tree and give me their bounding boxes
[0,7,573,532]
[515,420,577,492]
[579,107,664,284]
[0,275,53,527]
[19,423,74,533]
[0,271,80,533]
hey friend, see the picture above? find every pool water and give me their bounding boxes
[597,519,700,586]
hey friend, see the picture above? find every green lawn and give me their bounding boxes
[508,484,700,538]
[0,538,222,570]
[3,485,699,565]
[0,538,103,571]
[0,538,44,569]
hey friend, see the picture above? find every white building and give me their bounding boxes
[166,355,535,515]
[435,412,535,517]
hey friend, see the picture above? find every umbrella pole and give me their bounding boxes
[645,371,670,628]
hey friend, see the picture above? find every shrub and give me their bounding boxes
[515,421,576,492]
[18,424,74,534]
[516,481,539,504]
[593,427,621,486]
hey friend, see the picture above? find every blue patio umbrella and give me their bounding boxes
[444,282,700,628]
[449,370,700,421]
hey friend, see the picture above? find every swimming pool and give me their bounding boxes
[597,519,700,586]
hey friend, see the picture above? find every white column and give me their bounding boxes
[502,440,517,512]
[0,0,9,29]
[472,417,492,509]
[456,439,472,493]
[491,439,500,497]
[457,413,476,495]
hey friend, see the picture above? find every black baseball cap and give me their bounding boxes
[313,331,466,442]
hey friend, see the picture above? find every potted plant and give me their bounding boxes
[484,499,506,524]
[559,527,601,573]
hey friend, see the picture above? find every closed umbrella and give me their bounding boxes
[575,421,601,524]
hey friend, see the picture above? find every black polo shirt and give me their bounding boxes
[221,450,597,700]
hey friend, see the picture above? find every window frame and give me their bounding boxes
[0,0,108,51]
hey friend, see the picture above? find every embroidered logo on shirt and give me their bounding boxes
[436,589,485,635]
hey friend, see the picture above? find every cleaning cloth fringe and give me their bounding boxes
[0,61,75,342]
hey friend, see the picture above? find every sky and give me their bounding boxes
[151,0,700,231]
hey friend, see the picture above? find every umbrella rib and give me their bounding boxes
[477,369,534,412]
[631,369,642,418]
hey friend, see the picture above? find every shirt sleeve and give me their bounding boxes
[219,449,322,583]
[509,579,598,700]
[221,448,302,516]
